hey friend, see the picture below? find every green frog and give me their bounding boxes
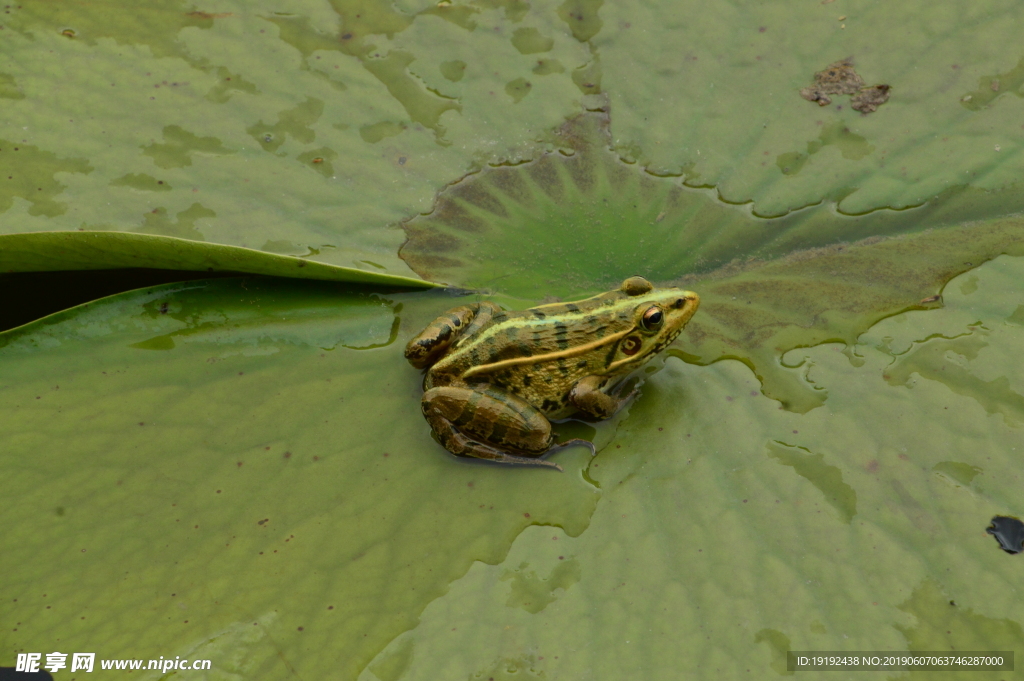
[405,276,700,469]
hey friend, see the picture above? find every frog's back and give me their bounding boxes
[427,292,635,416]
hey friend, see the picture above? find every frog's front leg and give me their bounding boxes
[404,302,501,369]
[421,386,561,469]
[569,374,633,420]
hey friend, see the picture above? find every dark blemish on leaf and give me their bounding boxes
[799,58,890,113]
[987,516,1024,554]
[850,84,891,113]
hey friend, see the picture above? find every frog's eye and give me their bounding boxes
[640,306,664,331]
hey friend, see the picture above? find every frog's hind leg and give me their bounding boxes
[420,386,562,470]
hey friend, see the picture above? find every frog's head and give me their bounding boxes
[606,276,700,372]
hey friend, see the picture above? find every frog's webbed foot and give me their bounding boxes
[440,428,563,470]
[610,379,640,402]
[463,442,564,471]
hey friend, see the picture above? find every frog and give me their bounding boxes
[405,276,700,469]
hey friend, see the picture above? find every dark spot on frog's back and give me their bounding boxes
[532,309,547,319]
[522,375,532,387]
[553,322,569,349]
[541,398,558,411]
[495,343,530,361]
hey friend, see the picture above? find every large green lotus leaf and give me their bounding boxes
[0,231,436,288]
[0,278,602,679]
[0,0,590,275]
[354,255,1024,681]
[400,110,1024,410]
[5,259,1024,681]
[594,0,1024,217]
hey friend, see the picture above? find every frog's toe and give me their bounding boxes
[457,441,563,470]
[558,438,597,456]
